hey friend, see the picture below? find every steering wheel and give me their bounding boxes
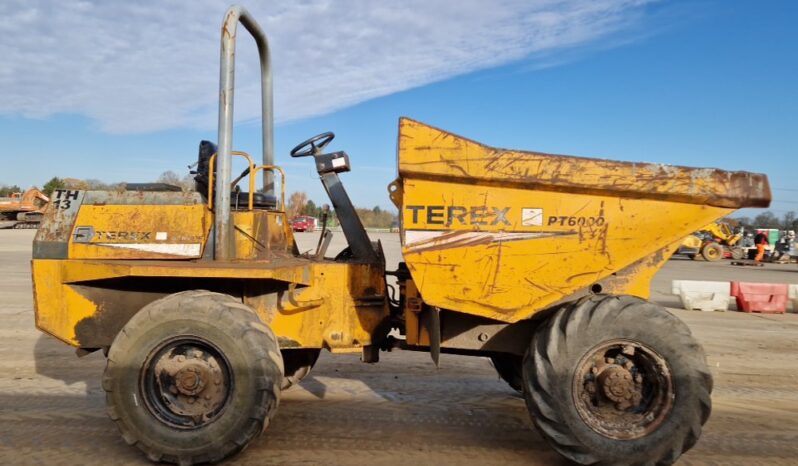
[290,132,335,158]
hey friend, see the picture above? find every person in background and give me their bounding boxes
[753,231,769,262]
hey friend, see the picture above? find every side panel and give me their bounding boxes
[401,178,732,322]
[32,259,389,351]
[393,118,767,323]
[258,262,389,351]
[34,190,209,259]
[69,205,209,259]
[33,260,101,346]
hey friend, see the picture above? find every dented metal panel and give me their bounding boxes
[33,190,209,260]
[395,118,771,323]
[397,118,771,209]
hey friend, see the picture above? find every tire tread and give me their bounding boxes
[103,290,283,465]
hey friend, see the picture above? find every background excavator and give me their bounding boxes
[678,221,743,261]
[0,188,49,229]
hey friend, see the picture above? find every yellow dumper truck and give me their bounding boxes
[31,6,771,466]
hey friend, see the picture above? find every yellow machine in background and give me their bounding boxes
[678,221,744,261]
[31,6,770,466]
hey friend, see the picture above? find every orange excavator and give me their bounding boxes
[0,188,50,229]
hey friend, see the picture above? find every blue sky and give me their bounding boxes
[0,1,795,216]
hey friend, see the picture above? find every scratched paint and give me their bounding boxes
[395,118,771,323]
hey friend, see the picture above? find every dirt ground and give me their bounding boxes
[1,229,797,465]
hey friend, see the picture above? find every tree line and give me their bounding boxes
[0,185,22,197]
[729,211,798,232]
[286,191,397,229]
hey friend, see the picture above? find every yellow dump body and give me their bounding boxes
[392,118,770,323]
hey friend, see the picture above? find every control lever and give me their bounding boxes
[314,204,332,259]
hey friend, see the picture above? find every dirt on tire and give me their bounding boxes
[523,295,712,465]
[103,290,283,465]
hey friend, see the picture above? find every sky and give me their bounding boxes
[0,0,795,216]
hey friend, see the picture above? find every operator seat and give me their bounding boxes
[194,140,277,209]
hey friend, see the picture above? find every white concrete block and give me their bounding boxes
[789,284,798,311]
[672,280,731,312]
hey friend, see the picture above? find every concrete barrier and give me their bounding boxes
[672,280,731,312]
[731,282,788,314]
[789,284,798,312]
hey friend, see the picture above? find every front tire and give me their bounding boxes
[103,291,284,465]
[523,295,712,465]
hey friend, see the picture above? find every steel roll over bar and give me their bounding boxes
[214,5,274,260]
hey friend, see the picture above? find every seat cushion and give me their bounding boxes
[232,191,277,209]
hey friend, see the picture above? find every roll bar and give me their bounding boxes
[214,5,273,260]
[207,152,286,211]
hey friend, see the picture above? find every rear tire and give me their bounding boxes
[701,242,723,261]
[730,247,744,260]
[523,295,712,466]
[103,290,283,465]
[490,354,523,394]
[281,348,321,390]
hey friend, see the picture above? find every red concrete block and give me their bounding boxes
[730,282,788,314]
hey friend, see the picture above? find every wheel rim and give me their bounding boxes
[572,339,674,440]
[707,248,719,259]
[141,336,233,430]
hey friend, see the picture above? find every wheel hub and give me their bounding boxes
[174,362,209,396]
[597,365,638,407]
[574,339,673,440]
[142,338,232,429]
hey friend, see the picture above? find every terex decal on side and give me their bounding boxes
[405,205,510,226]
[93,231,153,241]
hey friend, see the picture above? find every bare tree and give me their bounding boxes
[287,191,307,218]
[753,211,780,229]
[782,211,797,231]
[157,170,182,186]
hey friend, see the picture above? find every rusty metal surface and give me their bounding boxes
[143,338,231,429]
[397,118,771,209]
[33,190,205,259]
[573,339,674,440]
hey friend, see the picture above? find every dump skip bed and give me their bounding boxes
[394,118,770,322]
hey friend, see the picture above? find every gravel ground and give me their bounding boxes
[1,229,797,465]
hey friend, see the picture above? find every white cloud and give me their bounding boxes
[0,0,652,134]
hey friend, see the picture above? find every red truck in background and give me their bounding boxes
[290,215,317,232]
